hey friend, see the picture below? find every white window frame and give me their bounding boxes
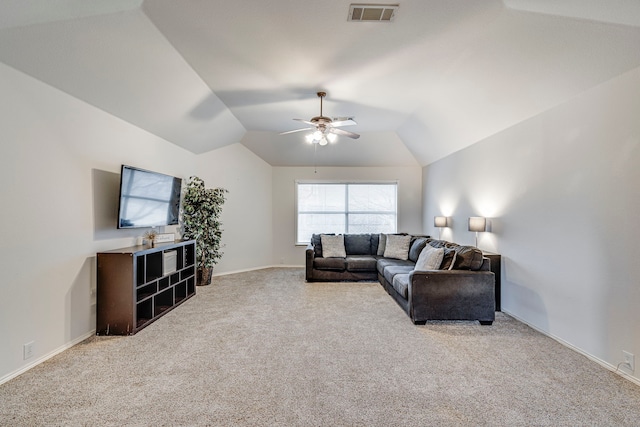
[295,180,398,245]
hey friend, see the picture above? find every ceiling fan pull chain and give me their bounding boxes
[314,143,318,173]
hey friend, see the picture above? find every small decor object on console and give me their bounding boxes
[143,230,157,247]
[155,233,175,244]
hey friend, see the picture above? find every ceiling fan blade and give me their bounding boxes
[279,127,314,135]
[329,119,357,127]
[329,128,360,139]
[293,118,316,126]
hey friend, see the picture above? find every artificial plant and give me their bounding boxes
[181,176,228,285]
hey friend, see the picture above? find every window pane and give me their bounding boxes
[348,184,396,212]
[348,214,396,234]
[298,184,345,212]
[296,182,397,243]
[297,213,345,243]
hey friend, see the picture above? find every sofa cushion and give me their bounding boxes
[392,273,410,299]
[345,234,372,255]
[376,257,415,275]
[415,245,444,271]
[439,247,458,270]
[370,233,380,255]
[346,256,377,271]
[321,234,346,258]
[408,237,428,262]
[383,234,412,260]
[383,265,415,285]
[377,233,387,256]
[452,246,484,270]
[314,257,346,271]
[427,239,447,249]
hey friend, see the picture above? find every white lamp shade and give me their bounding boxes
[434,216,447,227]
[468,217,487,232]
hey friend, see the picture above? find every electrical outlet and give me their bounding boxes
[23,341,34,360]
[623,351,635,372]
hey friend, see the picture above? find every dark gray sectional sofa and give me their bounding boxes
[305,233,495,325]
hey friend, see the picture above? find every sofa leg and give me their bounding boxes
[479,320,493,325]
[413,320,426,325]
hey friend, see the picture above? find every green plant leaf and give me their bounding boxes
[181,176,228,269]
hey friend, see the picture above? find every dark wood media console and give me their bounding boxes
[96,240,196,335]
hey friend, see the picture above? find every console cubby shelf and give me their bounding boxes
[96,240,196,335]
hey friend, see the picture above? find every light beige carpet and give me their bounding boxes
[1,267,639,426]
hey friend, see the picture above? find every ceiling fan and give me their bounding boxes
[280,91,360,145]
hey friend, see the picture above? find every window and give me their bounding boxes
[296,182,398,244]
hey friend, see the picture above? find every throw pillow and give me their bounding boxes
[439,247,458,270]
[415,245,445,271]
[321,234,346,258]
[377,233,387,256]
[383,234,412,260]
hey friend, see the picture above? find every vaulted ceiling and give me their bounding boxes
[2,0,640,167]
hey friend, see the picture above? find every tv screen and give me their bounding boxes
[117,165,182,229]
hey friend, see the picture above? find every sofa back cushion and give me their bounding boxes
[439,247,458,270]
[376,233,387,256]
[429,240,484,270]
[452,246,484,270]
[344,234,372,255]
[408,237,428,262]
[370,233,380,255]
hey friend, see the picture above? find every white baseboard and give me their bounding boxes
[212,265,303,277]
[503,309,640,387]
[0,330,96,386]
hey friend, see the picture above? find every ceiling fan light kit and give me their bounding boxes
[280,91,360,146]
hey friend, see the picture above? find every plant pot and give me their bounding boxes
[197,267,212,286]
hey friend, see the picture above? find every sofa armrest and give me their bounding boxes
[305,243,316,281]
[407,270,495,322]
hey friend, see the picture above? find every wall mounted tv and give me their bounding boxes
[117,165,182,229]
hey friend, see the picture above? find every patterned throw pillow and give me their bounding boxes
[383,234,412,260]
[321,234,346,258]
[415,245,445,271]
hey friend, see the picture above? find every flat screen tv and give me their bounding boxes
[117,165,182,229]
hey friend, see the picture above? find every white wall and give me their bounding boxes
[422,66,640,382]
[196,144,273,275]
[0,63,196,382]
[272,166,423,266]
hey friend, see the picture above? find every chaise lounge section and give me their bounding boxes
[306,233,495,325]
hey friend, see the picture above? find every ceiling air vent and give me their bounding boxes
[348,4,399,22]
